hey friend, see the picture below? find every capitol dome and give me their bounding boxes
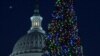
[10,2,46,56]
[10,30,46,56]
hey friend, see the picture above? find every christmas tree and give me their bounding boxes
[43,0,83,56]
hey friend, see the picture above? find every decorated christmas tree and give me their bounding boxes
[43,0,83,56]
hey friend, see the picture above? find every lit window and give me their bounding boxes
[35,22,38,26]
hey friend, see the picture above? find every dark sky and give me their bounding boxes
[0,0,100,56]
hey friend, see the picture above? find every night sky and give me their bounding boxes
[0,0,100,56]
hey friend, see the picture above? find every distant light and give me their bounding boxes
[9,6,13,9]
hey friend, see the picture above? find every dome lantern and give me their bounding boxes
[28,0,45,34]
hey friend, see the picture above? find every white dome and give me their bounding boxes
[10,31,46,56]
[10,1,46,56]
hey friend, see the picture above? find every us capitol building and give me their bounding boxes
[9,2,46,56]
